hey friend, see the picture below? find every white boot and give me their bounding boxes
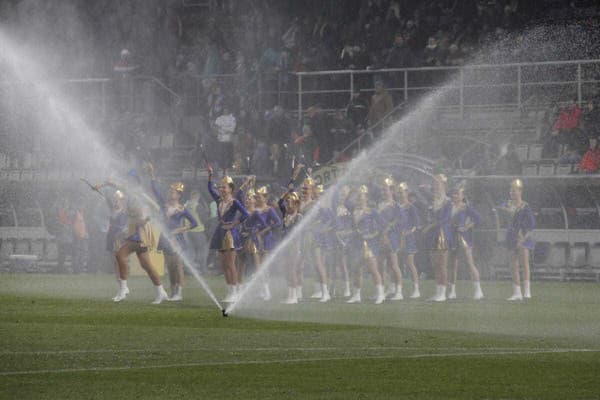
[282,287,298,304]
[113,280,129,302]
[507,284,523,301]
[473,281,484,300]
[447,283,457,300]
[343,281,351,297]
[152,285,169,304]
[319,283,331,303]
[428,285,446,302]
[262,282,272,301]
[523,280,531,299]
[346,287,361,303]
[390,284,404,300]
[384,284,395,297]
[410,284,421,299]
[310,282,322,299]
[374,284,386,304]
[169,285,183,301]
[296,286,303,300]
[223,285,235,302]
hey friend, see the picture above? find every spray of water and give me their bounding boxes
[0,29,222,309]
[226,90,443,315]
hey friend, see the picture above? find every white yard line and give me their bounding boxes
[0,346,587,356]
[0,348,596,376]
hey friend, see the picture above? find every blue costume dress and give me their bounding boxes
[256,207,282,252]
[450,202,481,251]
[151,180,198,255]
[350,207,381,260]
[398,202,420,254]
[334,205,354,250]
[378,199,402,253]
[423,196,454,251]
[504,201,536,251]
[208,181,249,251]
[105,195,128,252]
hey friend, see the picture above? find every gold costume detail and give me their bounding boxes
[511,179,523,190]
[256,186,268,195]
[222,230,235,250]
[359,185,369,194]
[243,237,258,254]
[303,177,314,186]
[362,240,375,260]
[397,182,408,192]
[436,228,448,250]
[221,176,234,186]
[384,176,394,187]
[170,182,185,193]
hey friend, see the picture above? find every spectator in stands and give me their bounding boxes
[494,143,521,175]
[346,89,370,127]
[445,44,465,66]
[294,124,319,167]
[385,32,415,68]
[113,49,139,77]
[368,80,393,130]
[214,105,237,169]
[423,36,442,66]
[544,99,585,157]
[577,136,600,174]
[581,99,600,138]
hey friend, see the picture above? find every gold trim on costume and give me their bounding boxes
[436,229,448,250]
[363,241,375,260]
[222,230,235,250]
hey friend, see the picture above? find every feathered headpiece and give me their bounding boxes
[256,186,269,196]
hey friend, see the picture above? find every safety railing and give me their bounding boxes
[293,59,600,119]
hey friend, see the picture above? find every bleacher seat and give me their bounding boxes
[521,162,538,176]
[31,240,45,259]
[555,163,573,175]
[568,243,588,268]
[161,135,174,148]
[547,242,568,269]
[45,241,58,261]
[538,162,555,176]
[528,144,543,161]
[515,144,528,162]
[588,244,600,268]
[0,240,13,261]
[533,242,551,265]
[14,240,30,255]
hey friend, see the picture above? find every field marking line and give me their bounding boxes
[0,348,597,376]
[0,346,590,356]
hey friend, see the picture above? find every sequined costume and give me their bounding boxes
[207,181,250,251]
[504,201,536,251]
[398,202,420,254]
[151,180,198,255]
[450,202,481,250]
[423,196,454,251]
[378,199,402,253]
[349,206,382,260]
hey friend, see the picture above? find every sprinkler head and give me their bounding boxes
[222,309,228,317]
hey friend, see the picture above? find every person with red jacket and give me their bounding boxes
[578,137,600,174]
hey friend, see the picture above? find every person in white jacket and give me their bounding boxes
[214,106,237,169]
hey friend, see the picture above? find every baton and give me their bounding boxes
[80,178,105,198]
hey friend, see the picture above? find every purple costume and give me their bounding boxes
[378,200,402,253]
[151,180,198,254]
[350,207,381,259]
[450,202,481,250]
[423,197,454,251]
[208,181,249,251]
[104,195,128,252]
[505,201,536,251]
[256,207,282,251]
[398,202,420,254]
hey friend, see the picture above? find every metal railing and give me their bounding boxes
[293,59,600,119]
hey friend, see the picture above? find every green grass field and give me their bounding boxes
[1,274,599,399]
